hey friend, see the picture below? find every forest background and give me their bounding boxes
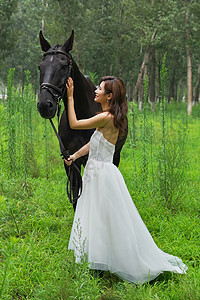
[0,0,200,113]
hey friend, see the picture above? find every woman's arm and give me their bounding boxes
[66,77,110,130]
[64,141,90,166]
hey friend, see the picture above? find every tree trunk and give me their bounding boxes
[134,51,150,102]
[139,65,148,111]
[178,80,184,102]
[194,63,200,103]
[186,47,192,113]
[185,0,193,115]
[174,81,178,101]
[168,81,172,103]
[150,48,156,111]
[133,30,157,101]
[119,5,124,77]
[41,0,46,32]
[168,71,175,103]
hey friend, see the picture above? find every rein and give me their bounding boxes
[40,49,82,203]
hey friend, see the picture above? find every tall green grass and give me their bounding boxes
[0,68,200,299]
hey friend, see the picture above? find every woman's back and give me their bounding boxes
[97,114,119,145]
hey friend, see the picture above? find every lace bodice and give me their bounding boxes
[82,130,115,185]
[89,130,115,162]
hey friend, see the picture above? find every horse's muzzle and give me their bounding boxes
[37,99,57,119]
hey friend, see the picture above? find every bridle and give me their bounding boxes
[39,49,82,203]
[39,49,73,156]
[40,49,73,108]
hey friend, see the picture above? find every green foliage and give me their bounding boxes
[1,0,200,102]
[6,68,16,175]
[88,72,98,85]
[0,0,18,61]
[1,70,200,298]
[139,75,150,181]
[1,69,61,186]
[0,0,44,86]
[156,54,188,209]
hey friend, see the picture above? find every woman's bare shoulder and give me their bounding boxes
[103,112,115,120]
[101,111,112,118]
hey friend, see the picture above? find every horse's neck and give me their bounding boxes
[64,61,98,118]
[73,62,94,97]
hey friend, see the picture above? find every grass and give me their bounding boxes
[0,165,199,299]
[0,76,200,298]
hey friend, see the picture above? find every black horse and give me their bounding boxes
[37,30,128,211]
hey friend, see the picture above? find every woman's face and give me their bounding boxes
[94,81,108,104]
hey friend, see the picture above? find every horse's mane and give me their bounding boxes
[49,44,62,51]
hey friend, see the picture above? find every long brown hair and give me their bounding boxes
[99,76,128,136]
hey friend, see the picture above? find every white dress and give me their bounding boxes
[68,130,187,283]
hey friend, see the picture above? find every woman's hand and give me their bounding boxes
[64,153,77,166]
[66,77,74,99]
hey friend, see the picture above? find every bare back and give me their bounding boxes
[97,114,119,145]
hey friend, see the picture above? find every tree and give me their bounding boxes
[0,0,18,60]
[1,0,45,86]
[0,0,18,84]
[0,0,199,111]
[185,0,193,115]
[133,30,157,103]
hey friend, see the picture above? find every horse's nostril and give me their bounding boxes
[47,100,53,108]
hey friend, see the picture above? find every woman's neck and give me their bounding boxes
[101,103,110,112]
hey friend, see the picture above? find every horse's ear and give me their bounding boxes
[39,30,51,52]
[62,30,74,53]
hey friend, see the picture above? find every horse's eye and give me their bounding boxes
[61,64,67,70]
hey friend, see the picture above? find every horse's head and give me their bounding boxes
[37,30,74,119]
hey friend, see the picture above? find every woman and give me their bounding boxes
[65,76,187,284]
